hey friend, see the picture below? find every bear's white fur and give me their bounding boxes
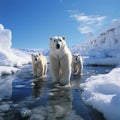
[72,54,83,75]
[49,36,72,86]
[31,53,47,78]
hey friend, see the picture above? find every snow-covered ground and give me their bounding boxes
[0,19,120,120]
[80,66,120,120]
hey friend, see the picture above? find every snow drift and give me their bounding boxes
[0,24,31,76]
[0,24,31,67]
[80,67,120,120]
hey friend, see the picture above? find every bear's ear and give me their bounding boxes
[50,37,53,41]
[62,37,66,41]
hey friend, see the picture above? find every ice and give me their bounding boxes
[21,108,32,117]
[0,66,19,76]
[0,24,31,76]
[80,67,120,120]
[0,76,13,99]
[71,20,120,66]
[0,104,10,112]
[0,24,12,51]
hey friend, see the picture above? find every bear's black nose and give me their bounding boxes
[56,44,60,49]
[35,58,37,61]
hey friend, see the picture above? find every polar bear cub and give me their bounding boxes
[72,54,83,75]
[31,53,47,78]
[49,36,72,86]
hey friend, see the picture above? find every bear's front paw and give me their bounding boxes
[59,79,70,86]
[59,82,71,88]
[59,82,66,86]
[79,72,83,76]
[74,72,78,75]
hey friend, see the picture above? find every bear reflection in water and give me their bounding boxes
[31,78,72,119]
[48,87,72,120]
[32,78,46,99]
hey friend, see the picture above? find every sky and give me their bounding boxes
[0,0,120,49]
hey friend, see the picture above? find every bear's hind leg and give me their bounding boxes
[78,66,83,75]
[73,65,78,75]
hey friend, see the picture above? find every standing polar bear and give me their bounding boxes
[72,54,83,75]
[49,36,72,86]
[31,53,47,78]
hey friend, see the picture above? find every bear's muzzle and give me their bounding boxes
[56,44,60,49]
[35,57,38,61]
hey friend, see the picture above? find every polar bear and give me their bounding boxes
[49,36,72,86]
[31,53,47,78]
[72,54,83,75]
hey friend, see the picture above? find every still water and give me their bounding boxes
[0,64,114,120]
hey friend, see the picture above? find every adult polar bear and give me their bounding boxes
[49,36,72,86]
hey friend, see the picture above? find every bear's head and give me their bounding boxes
[31,53,41,64]
[50,36,66,50]
[72,54,81,63]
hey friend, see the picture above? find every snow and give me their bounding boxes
[84,57,120,66]
[80,67,120,120]
[71,20,120,66]
[0,66,19,76]
[0,24,31,76]
[0,24,12,50]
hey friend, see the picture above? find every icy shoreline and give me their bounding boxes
[0,66,19,76]
[83,57,120,66]
[80,67,120,120]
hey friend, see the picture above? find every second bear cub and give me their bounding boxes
[72,54,83,75]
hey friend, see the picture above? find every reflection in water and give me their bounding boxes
[32,78,46,99]
[48,87,72,120]
[0,76,13,100]
[71,75,81,89]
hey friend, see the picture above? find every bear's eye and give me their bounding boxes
[54,40,56,42]
[59,39,61,42]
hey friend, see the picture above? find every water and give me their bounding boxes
[0,64,114,120]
